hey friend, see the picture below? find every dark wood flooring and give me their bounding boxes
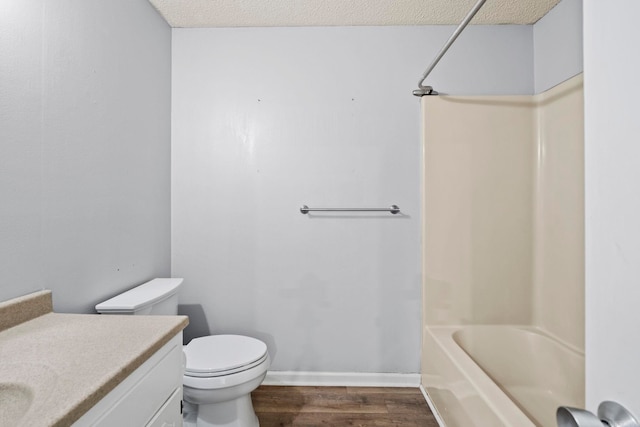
[252,386,439,426]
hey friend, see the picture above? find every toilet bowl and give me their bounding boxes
[182,334,270,427]
[95,278,270,427]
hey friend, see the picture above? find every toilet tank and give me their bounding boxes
[95,278,183,315]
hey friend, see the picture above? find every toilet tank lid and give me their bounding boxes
[95,278,183,313]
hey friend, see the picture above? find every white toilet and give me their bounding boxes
[95,278,270,427]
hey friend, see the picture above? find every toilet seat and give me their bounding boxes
[184,335,268,378]
[183,352,271,391]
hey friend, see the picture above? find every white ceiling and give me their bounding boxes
[149,0,563,28]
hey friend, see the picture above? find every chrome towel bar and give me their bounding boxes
[300,205,400,215]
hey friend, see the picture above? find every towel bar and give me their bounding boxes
[300,205,400,214]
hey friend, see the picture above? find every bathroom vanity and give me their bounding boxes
[0,290,188,426]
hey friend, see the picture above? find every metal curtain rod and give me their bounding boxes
[413,0,488,97]
[300,205,400,215]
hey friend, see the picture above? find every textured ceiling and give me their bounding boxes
[149,0,562,28]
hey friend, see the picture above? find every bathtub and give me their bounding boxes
[422,326,584,427]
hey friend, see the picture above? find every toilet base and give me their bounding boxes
[192,394,259,427]
[183,400,198,427]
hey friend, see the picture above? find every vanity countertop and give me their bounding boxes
[0,290,188,427]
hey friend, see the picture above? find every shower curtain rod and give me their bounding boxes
[413,0,488,97]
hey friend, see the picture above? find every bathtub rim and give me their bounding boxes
[423,325,539,427]
[452,324,585,358]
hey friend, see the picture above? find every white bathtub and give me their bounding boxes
[422,326,584,427]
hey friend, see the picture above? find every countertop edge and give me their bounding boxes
[57,315,189,427]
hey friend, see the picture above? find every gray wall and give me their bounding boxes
[534,0,583,93]
[0,0,582,375]
[0,0,172,313]
[584,0,640,416]
[171,25,533,374]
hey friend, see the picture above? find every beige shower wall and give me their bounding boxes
[422,74,584,348]
[422,96,536,326]
[532,75,584,349]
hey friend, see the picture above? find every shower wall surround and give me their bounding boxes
[171,25,533,373]
[421,74,584,427]
[423,95,536,327]
[533,76,584,349]
[423,75,584,348]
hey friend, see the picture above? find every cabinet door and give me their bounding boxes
[146,387,183,427]
[74,335,184,426]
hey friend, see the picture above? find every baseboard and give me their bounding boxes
[420,384,446,427]
[262,371,421,388]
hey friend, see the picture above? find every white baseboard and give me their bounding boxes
[420,384,446,427]
[262,371,421,388]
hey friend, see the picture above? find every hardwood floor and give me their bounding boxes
[252,386,439,426]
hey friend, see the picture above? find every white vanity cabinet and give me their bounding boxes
[72,334,184,427]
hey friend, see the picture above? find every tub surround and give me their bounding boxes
[422,73,584,426]
[0,290,188,426]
